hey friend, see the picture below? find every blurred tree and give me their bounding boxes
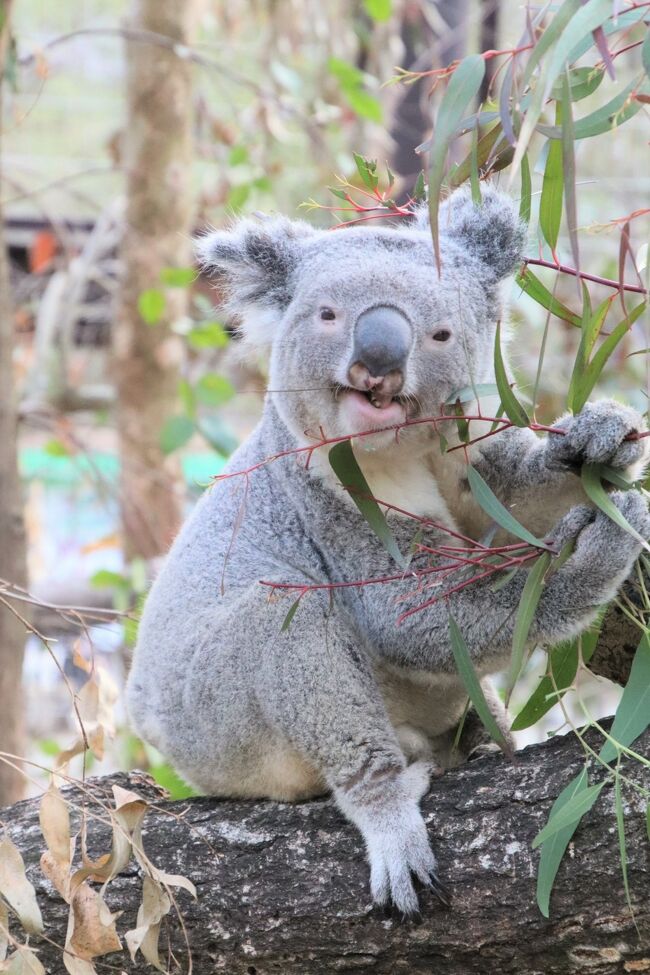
[390,0,469,198]
[114,0,198,560]
[0,0,28,806]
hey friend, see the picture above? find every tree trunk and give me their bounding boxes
[0,0,28,807]
[3,727,648,974]
[114,0,198,560]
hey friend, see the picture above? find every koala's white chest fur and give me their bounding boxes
[353,443,461,528]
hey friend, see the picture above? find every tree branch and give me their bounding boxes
[3,726,649,974]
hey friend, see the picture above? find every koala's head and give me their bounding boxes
[198,186,526,449]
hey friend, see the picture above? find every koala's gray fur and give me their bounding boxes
[126,186,650,915]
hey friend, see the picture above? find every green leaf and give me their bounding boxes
[449,123,512,189]
[568,291,612,410]
[516,267,581,327]
[448,614,513,756]
[90,569,126,590]
[536,767,589,917]
[363,0,392,21]
[539,129,563,253]
[149,763,197,799]
[138,288,166,325]
[510,0,611,181]
[560,70,579,273]
[511,623,600,731]
[228,145,249,166]
[580,464,650,553]
[281,597,302,632]
[538,77,650,141]
[353,152,379,190]
[226,183,251,211]
[506,552,551,697]
[159,415,195,455]
[445,383,500,405]
[160,266,196,288]
[550,65,604,102]
[600,631,650,763]
[178,378,196,419]
[467,466,545,549]
[571,302,646,412]
[643,28,650,78]
[519,154,532,226]
[428,54,486,270]
[343,87,383,123]
[187,321,229,350]
[469,117,481,204]
[533,780,605,849]
[494,321,529,427]
[328,57,364,88]
[43,439,70,458]
[329,439,406,568]
[195,373,236,407]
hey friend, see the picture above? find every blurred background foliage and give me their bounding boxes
[1,0,649,802]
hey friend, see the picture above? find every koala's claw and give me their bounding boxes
[546,400,648,475]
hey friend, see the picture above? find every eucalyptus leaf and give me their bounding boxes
[329,440,406,568]
[580,464,650,553]
[506,552,551,697]
[448,614,513,757]
[467,466,546,549]
[536,768,589,916]
[516,267,581,327]
[532,781,606,848]
[600,631,650,763]
[428,55,486,270]
[495,320,530,427]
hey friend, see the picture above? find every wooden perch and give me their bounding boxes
[3,726,649,975]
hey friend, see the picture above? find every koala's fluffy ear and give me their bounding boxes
[412,186,526,282]
[196,216,317,349]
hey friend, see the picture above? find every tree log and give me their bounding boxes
[3,728,649,974]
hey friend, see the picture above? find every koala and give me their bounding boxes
[126,186,650,916]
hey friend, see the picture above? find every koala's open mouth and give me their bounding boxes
[333,385,408,411]
[332,385,414,430]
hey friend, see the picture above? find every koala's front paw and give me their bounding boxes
[560,492,650,600]
[546,401,648,476]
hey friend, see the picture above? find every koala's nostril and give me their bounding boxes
[350,306,412,383]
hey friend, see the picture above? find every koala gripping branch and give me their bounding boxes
[2,728,649,975]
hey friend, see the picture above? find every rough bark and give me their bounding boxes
[114,0,198,560]
[0,0,28,806]
[3,728,649,975]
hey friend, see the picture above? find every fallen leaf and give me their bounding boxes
[0,839,44,935]
[125,876,171,971]
[1,945,46,974]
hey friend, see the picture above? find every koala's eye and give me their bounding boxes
[320,307,336,322]
[432,328,452,342]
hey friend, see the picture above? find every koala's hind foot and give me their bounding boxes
[337,761,449,916]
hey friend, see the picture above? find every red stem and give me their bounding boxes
[524,258,648,296]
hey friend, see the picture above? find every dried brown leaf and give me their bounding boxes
[1,945,46,975]
[39,784,71,867]
[0,839,44,935]
[66,884,121,961]
[0,901,8,962]
[125,876,172,971]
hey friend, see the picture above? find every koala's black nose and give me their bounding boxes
[349,306,412,388]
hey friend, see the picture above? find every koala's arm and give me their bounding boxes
[474,400,648,501]
[389,491,650,672]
